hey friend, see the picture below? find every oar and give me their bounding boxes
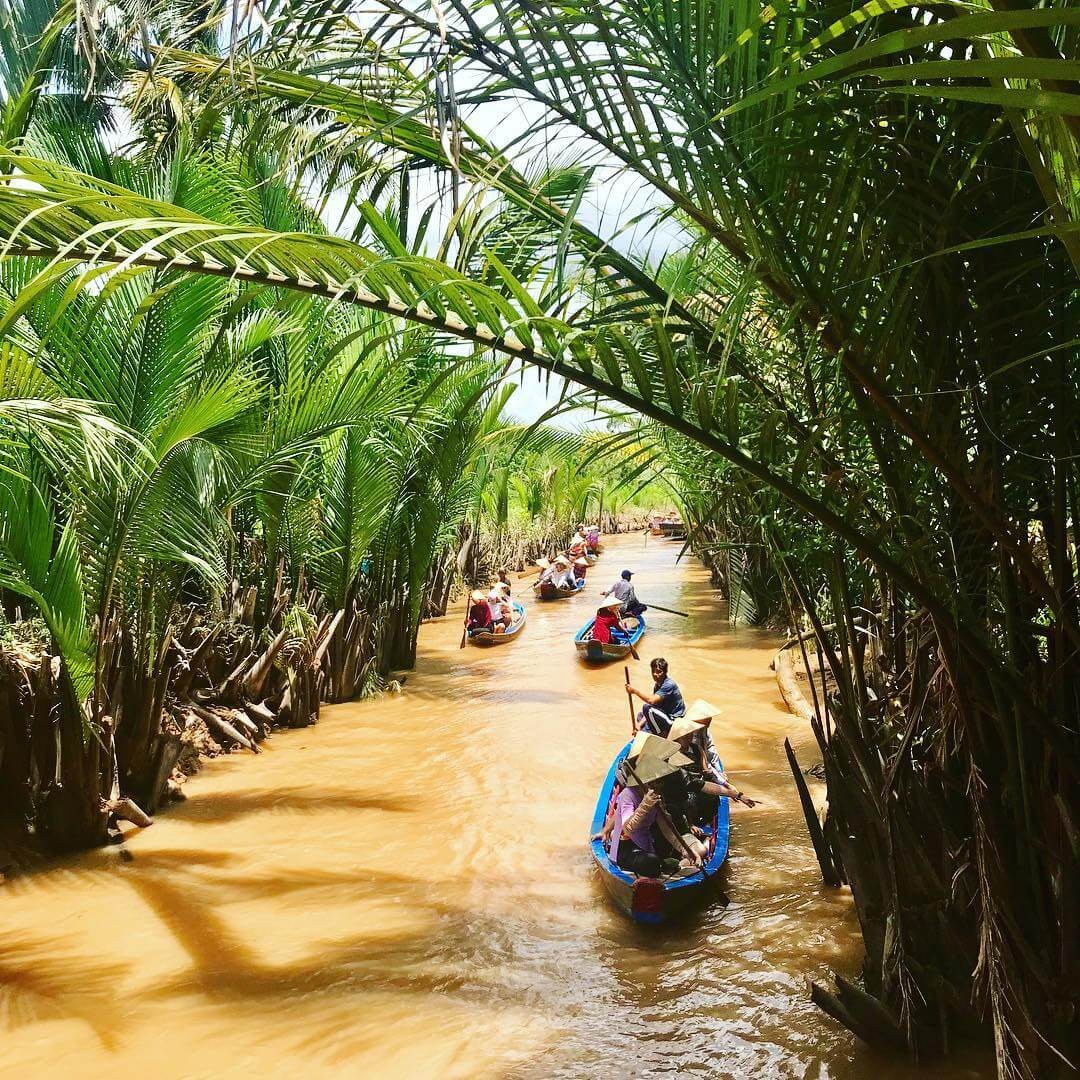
[459,599,469,649]
[624,664,636,734]
[647,603,689,618]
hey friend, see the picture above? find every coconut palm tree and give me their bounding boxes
[1,0,1078,1073]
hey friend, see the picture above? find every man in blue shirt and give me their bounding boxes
[626,657,686,736]
[603,569,647,618]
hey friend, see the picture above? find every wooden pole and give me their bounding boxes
[624,664,636,734]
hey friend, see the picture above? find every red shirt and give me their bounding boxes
[468,601,493,629]
[592,610,621,644]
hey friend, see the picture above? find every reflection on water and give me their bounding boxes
[0,536,990,1078]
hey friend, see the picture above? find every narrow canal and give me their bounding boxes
[0,535,989,1078]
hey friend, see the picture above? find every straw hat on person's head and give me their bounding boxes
[667,716,706,743]
[573,557,589,567]
[554,555,570,567]
[470,589,486,602]
[621,733,692,785]
[684,699,722,725]
[535,558,551,570]
[598,597,623,612]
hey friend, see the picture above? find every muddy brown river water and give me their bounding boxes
[1,534,991,1078]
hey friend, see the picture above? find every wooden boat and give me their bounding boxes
[590,740,730,924]
[659,521,686,540]
[574,614,646,661]
[468,601,527,645]
[537,578,585,601]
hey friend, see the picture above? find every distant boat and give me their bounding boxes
[468,602,527,645]
[659,521,686,540]
[574,614,646,661]
[538,579,585,601]
[590,740,730,923]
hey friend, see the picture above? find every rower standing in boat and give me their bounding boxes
[626,657,685,736]
[603,569,647,618]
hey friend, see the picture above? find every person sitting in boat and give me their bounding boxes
[549,556,577,590]
[603,569,647,618]
[568,524,590,558]
[664,714,758,816]
[467,589,494,634]
[677,698,728,782]
[592,598,630,645]
[585,524,600,551]
[626,657,685,736]
[497,567,512,594]
[573,556,589,584]
[487,582,513,633]
[533,558,554,590]
[594,734,699,876]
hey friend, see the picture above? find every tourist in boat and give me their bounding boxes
[549,555,577,590]
[585,524,600,552]
[497,567,512,594]
[592,598,630,645]
[533,558,554,590]
[567,526,589,560]
[664,714,758,816]
[487,582,512,633]
[603,569,647,618]
[593,734,698,876]
[626,657,685,736]
[573,556,589,584]
[467,589,494,633]
[677,698,729,782]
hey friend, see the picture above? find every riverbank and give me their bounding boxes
[0,535,988,1078]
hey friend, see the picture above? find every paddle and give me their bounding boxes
[459,596,470,649]
[624,664,636,734]
[646,603,689,618]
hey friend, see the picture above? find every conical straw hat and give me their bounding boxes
[684,699,722,724]
[667,715,706,742]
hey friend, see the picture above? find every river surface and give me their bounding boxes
[1,535,990,1079]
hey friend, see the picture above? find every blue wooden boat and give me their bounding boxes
[537,578,585,601]
[468,601,527,645]
[590,740,730,923]
[574,613,646,661]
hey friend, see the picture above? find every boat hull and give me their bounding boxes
[538,580,585,601]
[590,741,730,924]
[574,615,646,662]
[468,601,527,645]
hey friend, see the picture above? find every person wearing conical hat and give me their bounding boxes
[487,581,512,633]
[572,556,589,584]
[666,713,757,813]
[567,524,589,560]
[466,589,494,634]
[592,737,700,878]
[543,555,572,591]
[591,597,630,645]
[626,657,685,736]
[533,557,554,590]
[679,698,727,782]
